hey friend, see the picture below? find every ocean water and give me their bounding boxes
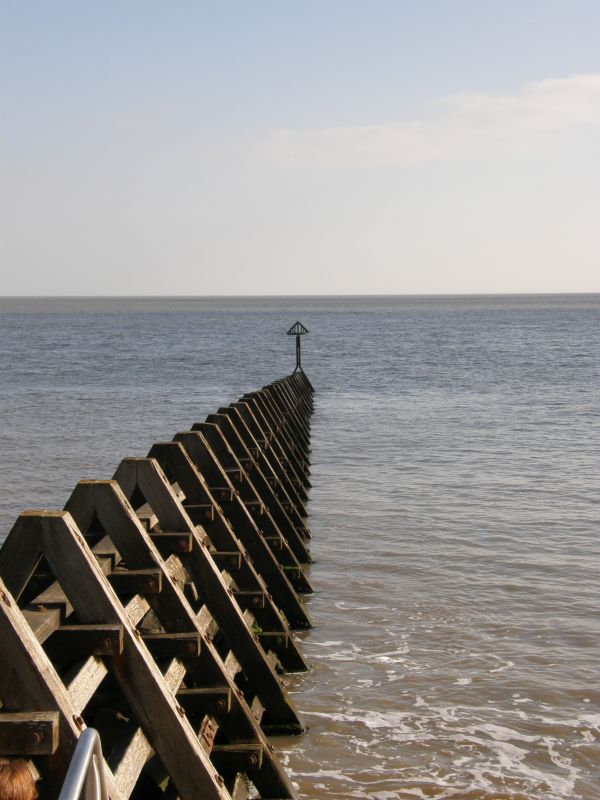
[0,294,599,799]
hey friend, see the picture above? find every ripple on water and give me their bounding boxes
[1,296,599,798]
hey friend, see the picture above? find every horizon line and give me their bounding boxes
[1,291,599,300]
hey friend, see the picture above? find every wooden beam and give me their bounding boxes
[141,632,201,658]
[176,687,232,717]
[0,570,124,800]
[39,512,231,800]
[45,624,123,659]
[0,712,59,756]
[0,512,44,600]
[149,532,192,555]
[211,743,264,773]
[65,656,109,714]
[108,569,163,596]
[233,590,265,610]
[109,657,187,798]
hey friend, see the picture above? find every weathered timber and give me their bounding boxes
[0,370,314,800]
[62,480,299,794]
[194,420,311,564]
[147,443,303,640]
[0,570,125,800]
[174,431,312,628]
[0,712,59,756]
[113,456,306,728]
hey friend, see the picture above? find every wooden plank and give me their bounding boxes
[109,657,187,798]
[236,399,310,500]
[134,503,158,532]
[250,695,265,725]
[149,532,192,555]
[65,481,198,634]
[199,716,219,753]
[29,578,73,616]
[211,742,264,773]
[227,772,251,800]
[147,442,214,506]
[0,512,44,600]
[234,590,265,610]
[108,569,163,596]
[65,656,109,714]
[39,511,231,800]
[125,594,151,627]
[148,445,297,610]
[174,432,312,629]
[212,551,242,571]
[143,445,309,746]
[243,500,265,517]
[205,414,311,561]
[57,487,296,792]
[179,531,305,731]
[223,467,244,485]
[176,687,232,717]
[221,402,309,515]
[161,656,188,693]
[185,504,215,523]
[45,624,123,658]
[219,570,235,589]
[110,725,151,798]
[113,460,306,733]
[196,605,217,636]
[263,535,285,550]
[141,632,201,658]
[22,607,61,644]
[0,712,59,756]
[0,570,124,800]
[209,487,236,502]
[257,632,289,650]
[64,594,149,713]
[224,650,242,679]
[250,392,314,477]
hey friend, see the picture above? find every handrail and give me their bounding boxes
[58,728,108,800]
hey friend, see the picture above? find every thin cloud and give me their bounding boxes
[264,74,600,167]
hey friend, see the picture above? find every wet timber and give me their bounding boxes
[0,371,314,800]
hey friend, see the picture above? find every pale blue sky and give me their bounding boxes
[2,1,600,294]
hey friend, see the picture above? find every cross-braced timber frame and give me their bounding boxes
[0,371,314,800]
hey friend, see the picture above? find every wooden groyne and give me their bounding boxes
[0,370,314,800]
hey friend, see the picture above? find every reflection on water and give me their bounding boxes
[0,294,599,798]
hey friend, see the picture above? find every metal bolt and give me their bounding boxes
[29,730,44,747]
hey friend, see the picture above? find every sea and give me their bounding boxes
[0,294,598,799]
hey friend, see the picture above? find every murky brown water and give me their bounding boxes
[1,295,598,799]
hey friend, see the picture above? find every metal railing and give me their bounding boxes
[58,729,108,800]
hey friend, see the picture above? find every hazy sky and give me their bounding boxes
[2,1,600,295]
